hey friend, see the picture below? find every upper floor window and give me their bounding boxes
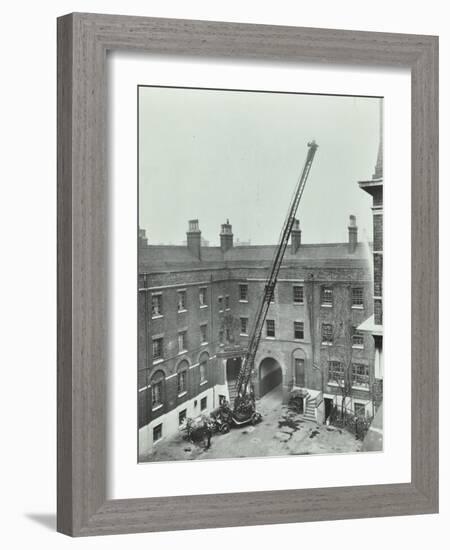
[218,296,223,312]
[321,323,333,344]
[239,284,248,301]
[177,364,188,395]
[152,337,164,361]
[225,295,230,310]
[328,360,344,384]
[200,324,208,344]
[352,327,364,347]
[352,363,369,388]
[150,370,165,408]
[352,287,364,307]
[199,359,208,384]
[266,319,275,338]
[293,285,304,304]
[178,331,187,353]
[177,290,187,312]
[151,293,163,317]
[199,287,208,307]
[321,286,333,306]
[264,284,275,303]
[294,321,304,340]
[240,317,248,335]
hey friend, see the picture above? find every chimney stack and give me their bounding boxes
[186,219,201,259]
[220,219,233,253]
[291,218,302,254]
[348,215,358,253]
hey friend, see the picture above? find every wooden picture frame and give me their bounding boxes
[57,12,438,536]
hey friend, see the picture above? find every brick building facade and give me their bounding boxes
[138,217,376,457]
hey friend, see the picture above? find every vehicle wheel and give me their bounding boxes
[220,423,230,434]
[251,413,259,426]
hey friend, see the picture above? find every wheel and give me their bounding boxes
[251,413,260,426]
[220,423,230,434]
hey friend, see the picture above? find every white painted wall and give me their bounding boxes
[1,1,448,549]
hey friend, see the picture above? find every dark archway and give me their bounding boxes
[259,357,283,397]
[226,357,242,383]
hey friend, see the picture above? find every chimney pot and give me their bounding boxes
[220,220,233,252]
[348,215,358,253]
[291,218,302,254]
[186,219,201,259]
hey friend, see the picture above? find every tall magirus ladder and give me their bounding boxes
[234,141,318,409]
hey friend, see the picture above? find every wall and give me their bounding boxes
[1,1,448,549]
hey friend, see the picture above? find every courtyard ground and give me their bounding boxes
[142,386,363,462]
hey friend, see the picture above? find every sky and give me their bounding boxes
[139,86,381,246]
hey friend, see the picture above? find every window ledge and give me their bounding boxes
[240,333,248,337]
[200,380,208,386]
[327,381,341,387]
[321,303,333,308]
[321,342,333,346]
[201,341,208,346]
[152,358,164,365]
[293,302,304,306]
[352,385,370,392]
[199,304,208,309]
[177,350,187,356]
[177,309,187,314]
[351,305,364,310]
[352,344,364,350]
[266,336,276,340]
[178,391,187,398]
[152,404,163,412]
[294,337,305,342]
[239,300,248,303]
[151,314,164,320]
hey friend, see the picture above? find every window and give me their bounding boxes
[239,284,248,301]
[177,290,187,311]
[225,328,231,342]
[266,319,275,337]
[200,324,208,343]
[218,296,223,312]
[354,403,366,417]
[177,366,187,395]
[352,327,364,347]
[321,286,333,305]
[178,409,187,425]
[218,329,224,344]
[352,363,369,387]
[240,317,248,335]
[151,370,164,408]
[225,295,230,310]
[200,360,207,384]
[200,396,207,411]
[199,287,208,307]
[178,331,187,353]
[328,360,344,384]
[293,285,304,304]
[352,287,364,307]
[265,284,275,303]
[294,321,304,340]
[153,423,162,442]
[152,337,163,360]
[219,394,227,405]
[321,323,333,344]
[151,294,163,316]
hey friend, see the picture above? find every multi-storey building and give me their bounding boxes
[138,215,376,457]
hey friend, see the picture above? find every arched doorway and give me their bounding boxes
[259,357,283,398]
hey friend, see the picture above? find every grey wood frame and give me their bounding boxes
[57,12,439,537]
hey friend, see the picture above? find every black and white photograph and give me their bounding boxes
[138,87,384,462]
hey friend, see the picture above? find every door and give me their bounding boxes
[324,398,333,420]
[294,358,305,387]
